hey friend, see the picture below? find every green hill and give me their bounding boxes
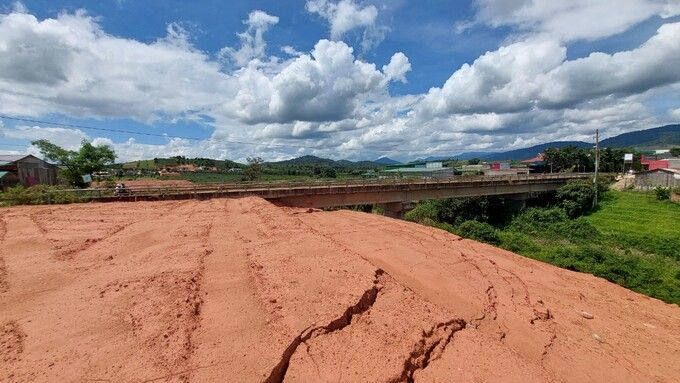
[600,124,680,149]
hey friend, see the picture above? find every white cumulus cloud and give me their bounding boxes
[468,0,680,42]
[219,10,279,67]
[305,0,386,50]
[383,52,412,83]
[418,23,680,118]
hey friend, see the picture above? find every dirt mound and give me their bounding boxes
[1,198,678,382]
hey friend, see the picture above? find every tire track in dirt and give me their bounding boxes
[41,201,186,261]
[189,198,283,382]
[124,201,213,383]
[1,320,25,365]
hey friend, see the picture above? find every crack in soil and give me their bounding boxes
[390,318,467,383]
[263,269,385,383]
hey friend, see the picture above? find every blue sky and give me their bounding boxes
[0,0,679,161]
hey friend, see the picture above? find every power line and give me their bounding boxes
[0,114,487,155]
[0,115,204,141]
[0,142,29,148]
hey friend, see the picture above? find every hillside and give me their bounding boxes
[418,124,680,162]
[600,124,680,148]
[120,157,243,170]
[267,155,381,169]
[374,157,401,165]
[481,141,591,161]
[2,198,679,382]
[423,141,591,162]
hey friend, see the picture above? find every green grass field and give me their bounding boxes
[586,191,680,260]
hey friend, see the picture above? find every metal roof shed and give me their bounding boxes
[0,155,58,187]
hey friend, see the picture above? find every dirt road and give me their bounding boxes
[1,198,678,382]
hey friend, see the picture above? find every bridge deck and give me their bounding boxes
[40,173,591,207]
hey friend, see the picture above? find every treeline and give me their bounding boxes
[543,146,648,173]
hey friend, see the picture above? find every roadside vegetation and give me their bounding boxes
[405,181,680,305]
[0,185,83,206]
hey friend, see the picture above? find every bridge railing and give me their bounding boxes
[6,173,592,204]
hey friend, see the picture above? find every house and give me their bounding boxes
[640,155,669,171]
[521,153,547,173]
[383,161,456,178]
[0,155,58,187]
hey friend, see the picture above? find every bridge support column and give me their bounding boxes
[378,202,405,219]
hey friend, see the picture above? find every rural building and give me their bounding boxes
[459,164,486,174]
[0,155,58,187]
[640,155,669,171]
[634,168,680,189]
[490,162,511,171]
[521,153,549,173]
[383,161,455,178]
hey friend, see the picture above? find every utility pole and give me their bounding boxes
[593,129,600,208]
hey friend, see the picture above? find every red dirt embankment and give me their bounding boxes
[0,198,678,382]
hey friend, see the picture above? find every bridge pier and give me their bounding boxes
[377,202,416,219]
[378,202,405,218]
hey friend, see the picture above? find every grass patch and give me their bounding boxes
[585,191,680,260]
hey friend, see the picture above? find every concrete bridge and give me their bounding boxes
[87,173,591,215]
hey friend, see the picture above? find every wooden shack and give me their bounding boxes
[0,155,58,187]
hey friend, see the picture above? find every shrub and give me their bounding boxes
[654,186,670,200]
[455,220,501,245]
[0,185,80,206]
[436,197,492,226]
[0,185,45,205]
[509,207,568,232]
[404,200,438,223]
[499,231,539,254]
[556,180,596,217]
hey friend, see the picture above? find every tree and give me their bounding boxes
[243,157,263,181]
[544,146,594,172]
[556,180,596,218]
[670,147,680,157]
[320,167,337,178]
[467,158,481,165]
[32,139,116,187]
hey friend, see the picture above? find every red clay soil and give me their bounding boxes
[1,198,678,382]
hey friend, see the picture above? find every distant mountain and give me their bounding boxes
[600,124,680,148]
[413,141,591,162]
[417,152,492,162]
[267,155,381,169]
[268,155,336,166]
[408,125,680,162]
[374,157,401,165]
[481,141,592,161]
